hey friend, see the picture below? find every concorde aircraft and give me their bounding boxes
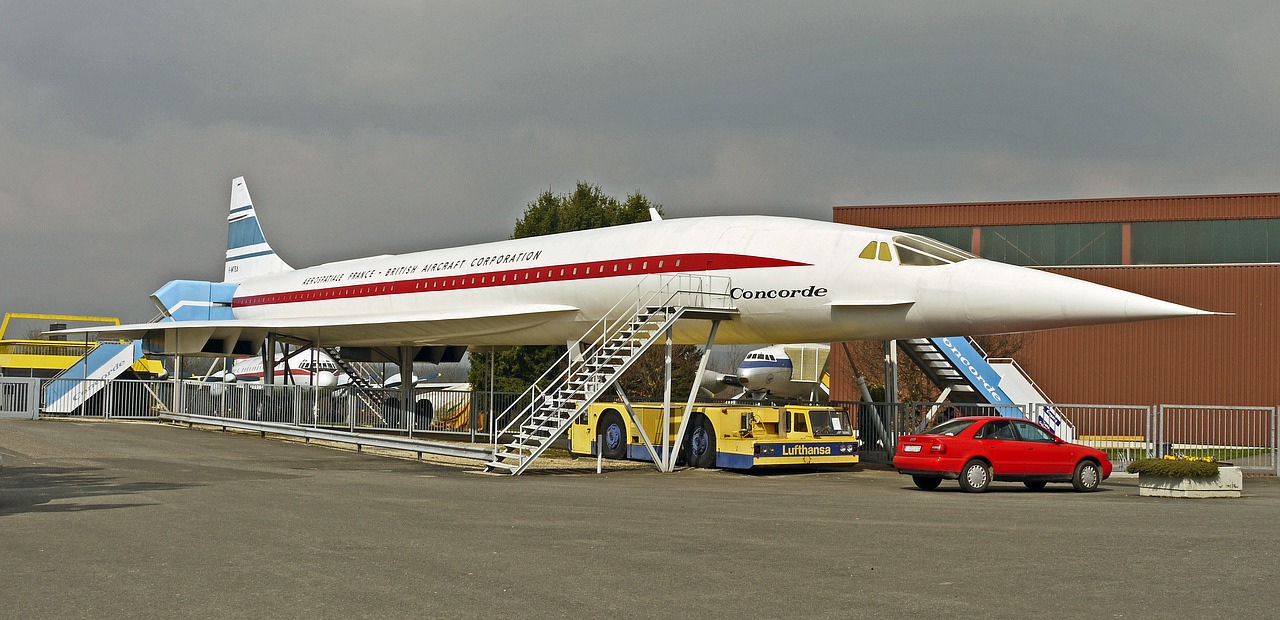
[57,176,1214,358]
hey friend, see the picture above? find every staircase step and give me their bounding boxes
[482,297,694,475]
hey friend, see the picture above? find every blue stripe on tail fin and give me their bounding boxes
[225,176,292,282]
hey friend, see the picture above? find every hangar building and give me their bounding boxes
[831,193,1280,407]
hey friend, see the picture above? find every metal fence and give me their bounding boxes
[39,378,523,442]
[835,400,1280,475]
[1155,405,1278,474]
[27,378,1280,476]
[38,378,173,419]
[1045,404,1152,467]
[1,377,40,419]
[179,381,526,441]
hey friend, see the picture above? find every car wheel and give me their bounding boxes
[1023,481,1047,491]
[958,460,991,493]
[1072,460,1101,492]
[912,475,942,490]
[597,410,628,460]
[685,415,717,468]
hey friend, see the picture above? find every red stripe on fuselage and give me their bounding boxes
[233,253,807,308]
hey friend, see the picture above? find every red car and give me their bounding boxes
[893,416,1112,492]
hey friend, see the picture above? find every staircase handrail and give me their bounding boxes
[489,273,731,451]
[487,306,696,473]
[987,356,1054,405]
[325,347,383,390]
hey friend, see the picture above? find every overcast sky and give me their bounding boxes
[2,1,1278,323]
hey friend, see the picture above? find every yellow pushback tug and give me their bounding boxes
[569,401,858,469]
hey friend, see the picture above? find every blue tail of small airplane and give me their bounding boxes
[224,176,292,283]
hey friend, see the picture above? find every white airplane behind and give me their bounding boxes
[57,176,1217,359]
[701,344,831,401]
[736,343,830,401]
[206,347,346,388]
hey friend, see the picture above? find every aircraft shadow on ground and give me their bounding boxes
[0,465,197,516]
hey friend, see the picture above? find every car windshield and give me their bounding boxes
[922,419,976,437]
[808,409,854,437]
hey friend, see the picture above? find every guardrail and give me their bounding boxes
[38,378,522,459]
[160,411,493,461]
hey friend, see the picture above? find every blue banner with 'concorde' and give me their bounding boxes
[931,337,1022,417]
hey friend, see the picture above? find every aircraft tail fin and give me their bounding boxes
[225,176,293,282]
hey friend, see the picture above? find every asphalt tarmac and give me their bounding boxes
[2,418,1277,619]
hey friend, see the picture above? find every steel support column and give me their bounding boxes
[400,346,414,437]
[664,320,721,472]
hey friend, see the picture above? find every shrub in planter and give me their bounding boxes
[1126,455,1219,478]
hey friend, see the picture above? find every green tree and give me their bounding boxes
[470,182,688,393]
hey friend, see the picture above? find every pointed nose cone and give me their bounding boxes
[918,260,1217,335]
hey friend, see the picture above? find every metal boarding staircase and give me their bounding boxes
[324,347,391,424]
[900,336,1076,440]
[43,341,144,413]
[324,348,382,392]
[900,337,1021,412]
[900,338,988,404]
[484,274,734,475]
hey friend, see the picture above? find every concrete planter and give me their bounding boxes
[1138,465,1242,498]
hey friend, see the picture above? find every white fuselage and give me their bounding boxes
[229,215,1205,347]
[217,351,345,387]
[737,344,804,397]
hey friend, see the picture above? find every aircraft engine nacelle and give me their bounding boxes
[699,369,742,398]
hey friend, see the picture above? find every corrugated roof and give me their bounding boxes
[834,192,1280,228]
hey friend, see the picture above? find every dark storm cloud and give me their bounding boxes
[1,1,1278,320]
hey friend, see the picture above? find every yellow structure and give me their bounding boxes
[0,313,164,378]
[569,402,859,469]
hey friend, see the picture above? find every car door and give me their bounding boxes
[974,419,1027,476]
[1012,420,1072,475]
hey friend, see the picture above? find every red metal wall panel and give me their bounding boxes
[1015,265,1279,407]
[831,264,1279,406]
[834,193,1280,228]
[829,193,1280,407]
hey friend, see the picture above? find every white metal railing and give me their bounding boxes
[987,356,1053,403]
[1,377,40,419]
[489,273,732,451]
[843,399,1280,475]
[25,375,1280,476]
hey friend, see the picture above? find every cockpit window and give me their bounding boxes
[892,235,975,266]
[858,241,893,262]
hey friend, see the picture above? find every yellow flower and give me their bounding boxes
[1164,453,1218,463]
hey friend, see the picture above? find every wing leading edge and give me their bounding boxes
[50,304,580,356]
